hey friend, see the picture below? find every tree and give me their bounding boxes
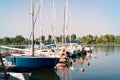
[59,35,62,43]
[0,38,3,44]
[81,36,87,43]
[10,37,16,44]
[66,35,70,41]
[77,37,81,42]
[71,33,76,41]
[109,34,115,42]
[1,34,120,45]
[2,37,11,44]
[24,38,29,44]
[96,37,102,43]
[56,36,61,43]
[86,34,93,44]
[47,35,52,42]
[35,38,39,42]
[104,34,110,42]
[14,35,25,44]
[41,35,45,43]
[115,36,120,43]
[35,35,45,44]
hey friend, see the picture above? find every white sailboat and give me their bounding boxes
[5,0,60,69]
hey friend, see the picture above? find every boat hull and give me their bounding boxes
[6,56,59,69]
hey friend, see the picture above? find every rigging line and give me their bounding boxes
[56,9,63,34]
[43,1,52,29]
[34,3,40,28]
[28,32,32,45]
[66,12,70,29]
[52,0,57,44]
[66,9,71,37]
[28,3,40,42]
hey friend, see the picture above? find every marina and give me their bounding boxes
[1,0,120,80]
[0,0,93,71]
[1,46,120,80]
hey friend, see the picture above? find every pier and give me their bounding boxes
[0,51,9,79]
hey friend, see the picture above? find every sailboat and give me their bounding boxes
[5,0,60,69]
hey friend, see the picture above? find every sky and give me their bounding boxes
[0,0,120,38]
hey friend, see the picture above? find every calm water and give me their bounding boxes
[0,46,120,80]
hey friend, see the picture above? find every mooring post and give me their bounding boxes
[0,51,8,79]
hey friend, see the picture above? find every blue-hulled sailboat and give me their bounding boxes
[6,56,59,69]
[6,0,60,69]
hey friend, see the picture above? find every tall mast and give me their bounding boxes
[40,0,43,49]
[62,0,68,44]
[69,9,71,43]
[52,0,56,44]
[67,10,71,43]
[32,0,34,56]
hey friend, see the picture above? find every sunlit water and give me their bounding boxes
[0,46,120,80]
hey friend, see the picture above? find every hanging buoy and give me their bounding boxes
[80,68,84,72]
[29,73,32,76]
[86,61,90,66]
[69,59,73,64]
[70,66,74,70]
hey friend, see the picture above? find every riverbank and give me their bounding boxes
[93,44,120,47]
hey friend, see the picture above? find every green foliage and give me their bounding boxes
[86,34,93,44]
[115,36,120,43]
[0,35,28,45]
[80,36,87,43]
[47,35,52,42]
[14,35,25,44]
[41,35,45,43]
[56,35,62,43]
[0,38,3,44]
[71,33,76,41]
[78,34,119,44]
[0,34,120,45]
[109,34,115,42]
[2,37,11,44]
[66,35,70,41]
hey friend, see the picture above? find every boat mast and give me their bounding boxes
[52,0,56,45]
[40,0,43,49]
[62,0,68,44]
[32,0,35,56]
[69,9,71,44]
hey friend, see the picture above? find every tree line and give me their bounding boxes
[0,35,29,45]
[0,34,120,45]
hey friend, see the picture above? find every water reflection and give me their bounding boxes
[9,72,29,80]
[56,52,92,80]
[57,63,72,80]
[2,46,120,80]
[94,46,116,53]
[29,69,60,80]
[72,52,92,67]
[0,46,93,80]
[5,68,60,80]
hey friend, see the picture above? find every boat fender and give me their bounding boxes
[80,68,84,72]
[7,62,12,66]
[81,46,85,51]
[86,61,90,66]
[61,49,66,56]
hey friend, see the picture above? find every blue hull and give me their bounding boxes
[6,56,59,69]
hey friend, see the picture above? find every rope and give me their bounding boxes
[28,3,40,46]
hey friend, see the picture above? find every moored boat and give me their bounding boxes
[5,0,60,69]
[6,56,59,69]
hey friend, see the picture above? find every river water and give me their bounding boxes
[0,46,120,80]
